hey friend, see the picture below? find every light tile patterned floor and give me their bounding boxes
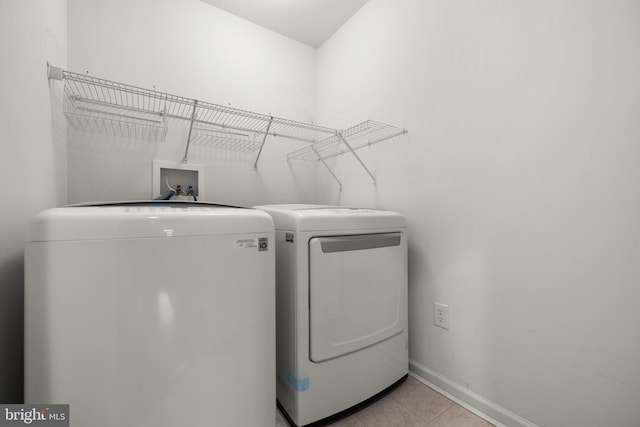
[275,376,494,427]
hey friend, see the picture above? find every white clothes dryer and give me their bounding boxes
[25,201,275,427]
[254,204,408,426]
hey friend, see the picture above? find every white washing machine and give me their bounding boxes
[25,201,275,427]
[254,204,408,426]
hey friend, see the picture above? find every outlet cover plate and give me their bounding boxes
[434,302,449,330]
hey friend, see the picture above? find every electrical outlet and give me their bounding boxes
[434,302,449,330]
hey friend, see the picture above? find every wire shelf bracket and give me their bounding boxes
[338,132,376,185]
[253,116,273,170]
[183,100,198,163]
[314,145,343,191]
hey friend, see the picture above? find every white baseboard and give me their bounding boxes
[409,359,538,427]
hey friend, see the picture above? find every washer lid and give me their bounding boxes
[28,201,274,242]
[254,204,405,231]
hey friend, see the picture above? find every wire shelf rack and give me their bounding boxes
[54,66,337,150]
[48,65,408,188]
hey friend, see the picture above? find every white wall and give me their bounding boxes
[5,1,639,423]
[66,0,319,206]
[0,0,67,402]
[317,1,640,426]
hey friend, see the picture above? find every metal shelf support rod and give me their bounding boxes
[338,132,376,185]
[183,100,198,163]
[314,146,343,191]
[253,116,273,170]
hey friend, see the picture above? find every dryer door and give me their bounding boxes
[309,232,405,363]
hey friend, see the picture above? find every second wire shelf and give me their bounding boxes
[288,120,407,162]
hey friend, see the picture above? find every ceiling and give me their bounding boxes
[200,0,369,48]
